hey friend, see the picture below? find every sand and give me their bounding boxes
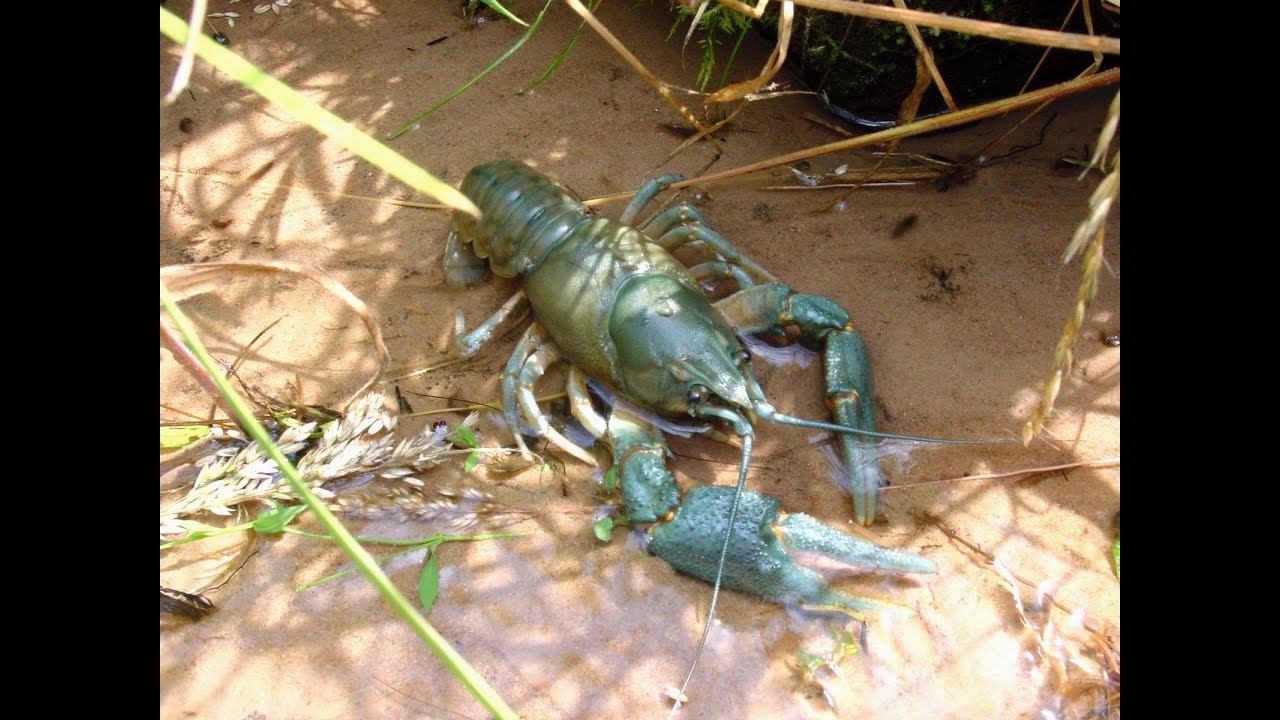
[161,2,1119,718]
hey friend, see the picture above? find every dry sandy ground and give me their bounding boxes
[161,2,1119,719]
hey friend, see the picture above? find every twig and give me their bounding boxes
[1018,0,1083,95]
[584,69,1120,206]
[563,0,723,155]
[891,0,956,111]
[161,319,241,428]
[822,52,932,210]
[884,456,1118,491]
[801,112,853,137]
[404,392,568,419]
[729,0,1120,54]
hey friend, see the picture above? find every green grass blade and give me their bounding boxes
[477,0,530,27]
[524,0,601,92]
[299,544,426,591]
[387,0,555,139]
[285,528,526,547]
[297,532,526,591]
[158,6,479,217]
[160,281,515,720]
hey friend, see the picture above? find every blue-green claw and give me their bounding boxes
[822,328,884,526]
[648,486,933,615]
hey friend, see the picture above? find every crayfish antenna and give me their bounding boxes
[761,409,1018,447]
[667,424,754,718]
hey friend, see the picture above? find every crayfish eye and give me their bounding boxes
[734,349,751,366]
[687,384,710,405]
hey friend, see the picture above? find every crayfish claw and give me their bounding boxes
[778,512,936,575]
[648,486,932,614]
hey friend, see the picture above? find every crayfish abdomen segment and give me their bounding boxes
[452,161,590,279]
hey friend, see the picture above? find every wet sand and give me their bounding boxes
[161,2,1119,718]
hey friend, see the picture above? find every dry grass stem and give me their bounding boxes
[765,181,918,190]
[1080,0,1104,68]
[884,456,1119,491]
[160,392,523,536]
[891,0,956,111]
[991,556,1117,716]
[1019,0,1083,95]
[758,0,1119,54]
[563,0,722,154]
[802,112,853,137]
[703,1,793,105]
[161,319,240,424]
[160,167,451,211]
[658,2,795,166]
[822,52,932,210]
[925,515,1116,642]
[654,68,1119,198]
[390,356,471,382]
[1022,93,1118,443]
[161,261,390,409]
[162,0,208,104]
[405,392,568,419]
[972,66,1100,170]
[714,0,772,19]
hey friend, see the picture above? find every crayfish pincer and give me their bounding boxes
[441,160,985,622]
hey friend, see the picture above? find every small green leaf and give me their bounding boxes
[603,467,619,492]
[449,424,478,448]
[160,424,211,450]
[1111,537,1120,580]
[592,516,614,542]
[253,504,308,534]
[464,450,483,473]
[418,549,440,613]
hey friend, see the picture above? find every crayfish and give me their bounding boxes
[439,161,999,684]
